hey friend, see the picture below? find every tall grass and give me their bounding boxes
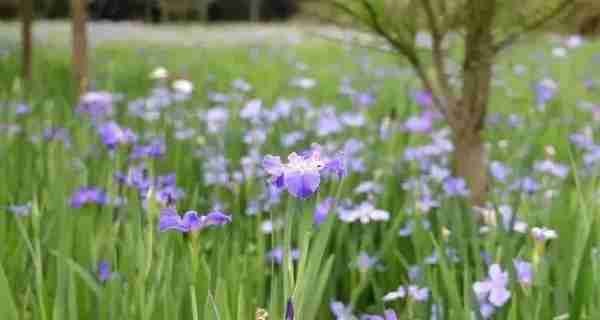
[1,35,599,319]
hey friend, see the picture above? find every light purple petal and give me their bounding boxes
[384,310,397,320]
[489,287,511,307]
[181,211,202,232]
[284,171,321,199]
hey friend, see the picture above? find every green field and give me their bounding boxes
[1,24,600,319]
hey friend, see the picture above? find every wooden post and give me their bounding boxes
[21,0,33,94]
[71,0,88,97]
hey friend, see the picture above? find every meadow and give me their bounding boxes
[1,24,600,319]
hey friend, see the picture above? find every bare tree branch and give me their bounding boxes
[493,0,575,53]
[422,0,457,110]
[329,0,448,116]
[358,0,448,116]
[305,30,396,55]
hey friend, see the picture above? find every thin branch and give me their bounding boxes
[359,0,448,116]
[305,30,396,55]
[493,0,575,53]
[328,0,448,117]
[422,0,456,109]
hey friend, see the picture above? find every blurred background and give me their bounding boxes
[0,0,599,34]
[0,0,300,22]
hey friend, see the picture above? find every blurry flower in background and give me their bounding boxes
[285,298,294,320]
[531,227,557,242]
[76,91,114,120]
[354,252,381,273]
[70,187,108,208]
[330,301,356,320]
[314,197,335,225]
[97,260,115,282]
[172,79,194,95]
[202,107,230,134]
[443,177,469,197]
[266,246,300,265]
[43,127,71,147]
[241,99,263,122]
[360,309,397,320]
[7,202,32,217]
[513,259,533,287]
[383,285,429,302]
[473,264,511,318]
[534,78,558,108]
[97,121,137,149]
[290,77,316,90]
[232,78,252,92]
[533,159,569,178]
[150,66,169,80]
[338,202,389,224]
[131,137,166,159]
[158,207,231,233]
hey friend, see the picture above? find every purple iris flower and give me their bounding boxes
[240,99,263,122]
[473,264,511,308]
[355,252,380,272]
[314,197,335,225]
[282,131,306,147]
[97,261,114,282]
[232,78,252,92]
[7,202,32,217]
[534,79,558,106]
[533,160,569,178]
[263,145,345,199]
[97,121,137,149]
[413,90,433,108]
[531,227,557,242]
[76,91,114,119]
[383,285,428,302]
[285,299,294,320]
[15,103,31,115]
[203,107,229,134]
[43,127,71,147]
[338,202,390,224]
[330,301,356,320]
[70,187,108,208]
[155,185,186,205]
[443,177,469,197]
[340,112,366,127]
[317,108,343,136]
[490,161,511,183]
[353,91,376,107]
[266,246,300,265]
[570,132,594,150]
[513,259,533,286]
[158,207,231,233]
[131,138,166,159]
[403,114,433,134]
[361,310,397,320]
[511,176,540,194]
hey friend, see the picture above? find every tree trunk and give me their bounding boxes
[452,128,488,206]
[21,0,33,95]
[447,1,496,205]
[250,0,262,22]
[197,0,209,23]
[71,0,88,97]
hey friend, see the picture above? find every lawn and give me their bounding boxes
[1,23,600,319]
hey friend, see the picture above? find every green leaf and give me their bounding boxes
[0,261,19,320]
